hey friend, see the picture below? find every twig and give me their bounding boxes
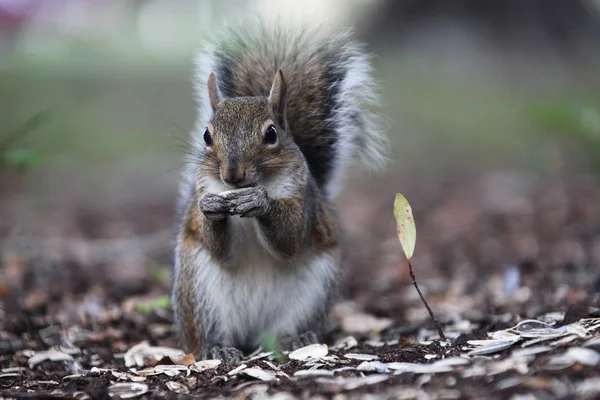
[408,259,446,341]
[0,110,51,150]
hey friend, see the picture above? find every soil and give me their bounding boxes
[1,168,600,399]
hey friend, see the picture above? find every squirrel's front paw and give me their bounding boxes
[199,193,230,220]
[220,186,270,218]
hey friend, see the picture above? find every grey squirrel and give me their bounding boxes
[173,19,386,361]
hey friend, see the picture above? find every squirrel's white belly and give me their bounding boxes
[192,218,335,351]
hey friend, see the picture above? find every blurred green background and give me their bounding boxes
[1,0,600,245]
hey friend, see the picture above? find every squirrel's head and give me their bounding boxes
[201,69,293,188]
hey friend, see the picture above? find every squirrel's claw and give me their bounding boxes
[199,193,230,220]
[203,346,244,364]
[239,208,263,218]
[279,331,320,351]
[220,187,270,218]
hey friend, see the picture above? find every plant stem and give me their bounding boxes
[0,110,50,150]
[408,259,447,341]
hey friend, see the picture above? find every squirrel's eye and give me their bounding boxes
[264,124,277,145]
[203,128,212,147]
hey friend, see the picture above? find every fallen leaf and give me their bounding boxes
[111,370,147,382]
[294,369,336,378]
[160,353,195,367]
[548,347,600,367]
[356,361,389,373]
[241,368,277,381]
[340,312,393,334]
[227,364,247,376]
[166,381,189,394]
[124,341,185,368]
[344,353,379,361]
[190,359,221,373]
[107,382,149,399]
[288,344,328,361]
[467,339,518,356]
[27,349,74,368]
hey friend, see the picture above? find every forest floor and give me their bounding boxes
[1,168,600,399]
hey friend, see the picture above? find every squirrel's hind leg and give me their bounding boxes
[202,346,244,364]
[278,331,320,351]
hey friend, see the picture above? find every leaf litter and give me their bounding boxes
[3,173,600,398]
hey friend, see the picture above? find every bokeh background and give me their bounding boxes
[2,0,600,325]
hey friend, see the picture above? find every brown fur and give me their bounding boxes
[174,68,343,354]
[200,96,300,188]
[176,220,203,353]
[226,53,328,153]
[172,22,384,355]
[312,195,340,252]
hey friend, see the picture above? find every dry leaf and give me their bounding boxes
[166,381,189,394]
[190,359,221,373]
[288,344,328,361]
[27,349,74,368]
[107,382,149,399]
[241,368,277,381]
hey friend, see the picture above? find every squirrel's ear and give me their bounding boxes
[268,69,287,125]
[207,72,221,111]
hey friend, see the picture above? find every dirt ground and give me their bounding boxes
[1,167,600,399]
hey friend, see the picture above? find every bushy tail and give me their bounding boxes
[182,18,387,201]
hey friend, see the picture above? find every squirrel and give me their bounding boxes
[172,19,386,362]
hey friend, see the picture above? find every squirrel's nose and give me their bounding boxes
[222,170,246,187]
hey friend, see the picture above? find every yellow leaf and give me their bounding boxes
[394,193,416,260]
